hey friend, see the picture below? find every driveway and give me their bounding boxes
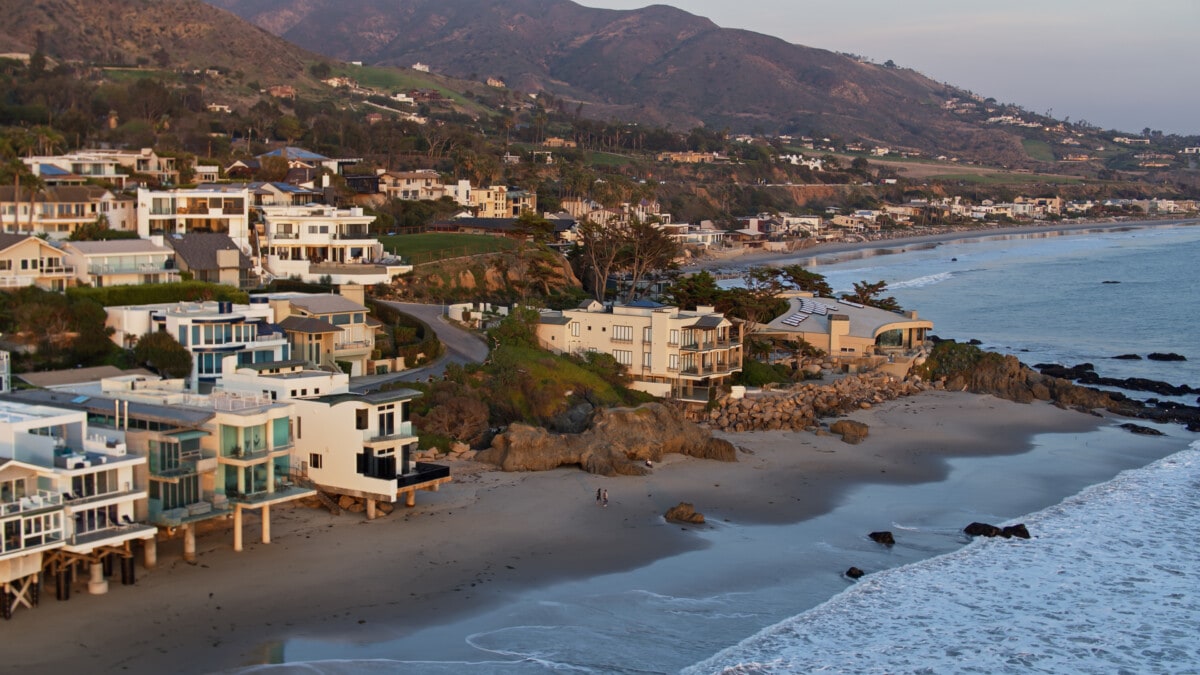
[349,301,490,391]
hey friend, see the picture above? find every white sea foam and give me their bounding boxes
[687,442,1200,675]
[885,271,955,290]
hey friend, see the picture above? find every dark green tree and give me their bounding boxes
[133,331,193,378]
[777,265,833,297]
[845,280,902,311]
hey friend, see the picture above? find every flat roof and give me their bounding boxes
[17,366,158,389]
[312,388,420,406]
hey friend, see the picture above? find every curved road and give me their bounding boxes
[349,301,490,391]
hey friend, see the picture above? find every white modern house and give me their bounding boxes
[0,398,155,617]
[105,298,290,391]
[259,204,409,283]
[135,186,252,249]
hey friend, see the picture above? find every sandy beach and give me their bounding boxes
[686,217,1199,273]
[4,389,1186,674]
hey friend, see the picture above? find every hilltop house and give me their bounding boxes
[535,300,743,402]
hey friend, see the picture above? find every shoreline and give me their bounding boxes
[687,217,1200,273]
[5,391,1190,673]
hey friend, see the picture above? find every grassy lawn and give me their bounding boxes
[1022,139,1057,162]
[381,233,516,263]
[336,65,490,116]
[929,172,1082,185]
[102,67,178,83]
[587,151,635,167]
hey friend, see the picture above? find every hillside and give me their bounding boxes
[203,0,1025,159]
[0,0,329,90]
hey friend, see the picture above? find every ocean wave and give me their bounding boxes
[886,271,956,289]
[686,442,1200,675]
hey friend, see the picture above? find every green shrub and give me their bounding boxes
[67,281,248,307]
[735,359,792,387]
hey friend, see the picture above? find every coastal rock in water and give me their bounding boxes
[830,419,869,444]
[964,522,1002,538]
[1001,524,1031,539]
[845,567,865,579]
[868,531,895,546]
[1147,352,1187,362]
[1113,354,1143,360]
[664,502,706,525]
[1118,423,1165,436]
[477,403,736,475]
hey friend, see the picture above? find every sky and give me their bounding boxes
[578,1,1200,136]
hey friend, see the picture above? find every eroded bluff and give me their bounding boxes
[476,402,735,475]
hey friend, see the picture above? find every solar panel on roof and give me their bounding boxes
[71,395,90,404]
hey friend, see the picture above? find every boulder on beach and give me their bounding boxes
[868,531,895,546]
[846,567,865,579]
[830,419,869,444]
[477,403,736,475]
[664,502,706,525]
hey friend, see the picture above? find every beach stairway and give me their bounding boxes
[314,490,342,516]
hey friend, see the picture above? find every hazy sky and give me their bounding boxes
[578,1,1199,136]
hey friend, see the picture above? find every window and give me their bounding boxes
[613,349,633,366]
[570,322,580,337]
[613,325,633,342]
[643,326,652,343]
[309,453,323,469]
[669,329,680,346]
[0,260,10,271]
[669,354,679,371]
[643,352,652,367]
[356,409,368,430]
[378,404,395,436]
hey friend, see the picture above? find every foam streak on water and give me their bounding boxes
[688,443,1200,675]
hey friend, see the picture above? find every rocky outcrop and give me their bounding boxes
[1119,423,1164,436]
[934,350,1200,430]
[869,531,895,546]
[477,403,736,475]
[845,567,865,579]
[665,502,706,524]
[700,373,926,433]
[1148,352,1187,361]
[830,419,869,444]
[1035,363,1198,397]
[964,522,1031,539]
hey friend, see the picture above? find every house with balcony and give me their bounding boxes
[59,239,179,287]
[259,203,408,284]
[0,185,129,240]
[1,457,63,618]
[79,148,179,186]
[0,233,76,291]
[535,300,744,402]
[263,290,376,376]
[105,298,290,391]
[23,152,131,188]
[220,362,447,518]
[135,186,251,250]
[0,398,155,617]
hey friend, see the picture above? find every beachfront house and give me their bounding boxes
[135,186,252,249]
[0,398,156,617]
[760,291,932,364]
[535,300,744,403]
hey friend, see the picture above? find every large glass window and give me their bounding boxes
[272,418,290,448]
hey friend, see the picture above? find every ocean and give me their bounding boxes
[256,222,1200,674]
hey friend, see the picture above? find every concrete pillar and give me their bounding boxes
[261,504,270,544]
[183,525,196,563]
[88,562,109,595]
[234,507,243,552]
[143,537,158,569]
[236,465,245,495]
[405,491,416,507]
[266,461,275,493]
[366,498,376,520]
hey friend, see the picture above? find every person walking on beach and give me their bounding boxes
[602,489,608,507]
[596,488,601,505]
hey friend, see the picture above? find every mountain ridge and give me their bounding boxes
[204,0,1024,158]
